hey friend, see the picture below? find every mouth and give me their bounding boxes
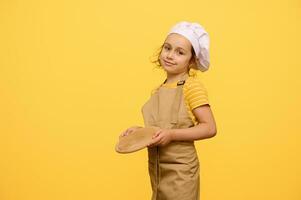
[163,60,175,66]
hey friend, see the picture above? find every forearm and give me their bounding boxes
[171,122,216,141]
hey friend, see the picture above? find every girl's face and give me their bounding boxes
[159,33,193,75]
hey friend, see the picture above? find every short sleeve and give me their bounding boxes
[183,79,210,110]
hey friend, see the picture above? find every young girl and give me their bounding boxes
[120,21,217,200]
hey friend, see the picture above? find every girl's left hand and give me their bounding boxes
[147,129,174,147]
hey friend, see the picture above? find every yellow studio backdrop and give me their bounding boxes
[0,0,300,199]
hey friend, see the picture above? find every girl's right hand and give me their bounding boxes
[120,126,143,137]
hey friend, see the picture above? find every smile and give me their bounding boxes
[163,60,175,66]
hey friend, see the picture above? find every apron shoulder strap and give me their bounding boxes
[170,81,186,125]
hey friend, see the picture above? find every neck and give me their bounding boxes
[165,71,188,84]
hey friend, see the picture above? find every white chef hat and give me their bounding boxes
[167,21,210,72]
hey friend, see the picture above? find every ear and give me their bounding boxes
[189,57,197,69]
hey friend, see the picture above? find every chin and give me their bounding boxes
[163,69,178,75]
[163,65,176,70]
[162,66,173,71]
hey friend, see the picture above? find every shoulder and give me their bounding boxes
[150,84,162,95]
[183,76,208,94]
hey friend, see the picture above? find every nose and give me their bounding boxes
[166,50,174,59]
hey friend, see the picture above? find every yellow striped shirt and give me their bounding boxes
[151,75,210,125]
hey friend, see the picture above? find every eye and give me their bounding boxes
[177,50,184,55]
[164,46,170,50]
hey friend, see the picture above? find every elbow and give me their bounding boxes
[209,126,217,138]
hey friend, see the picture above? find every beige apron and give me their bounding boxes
[141,73,200,200]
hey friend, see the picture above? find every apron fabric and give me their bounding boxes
[141,73,200,200]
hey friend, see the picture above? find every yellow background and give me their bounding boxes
[0,0,300,199]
